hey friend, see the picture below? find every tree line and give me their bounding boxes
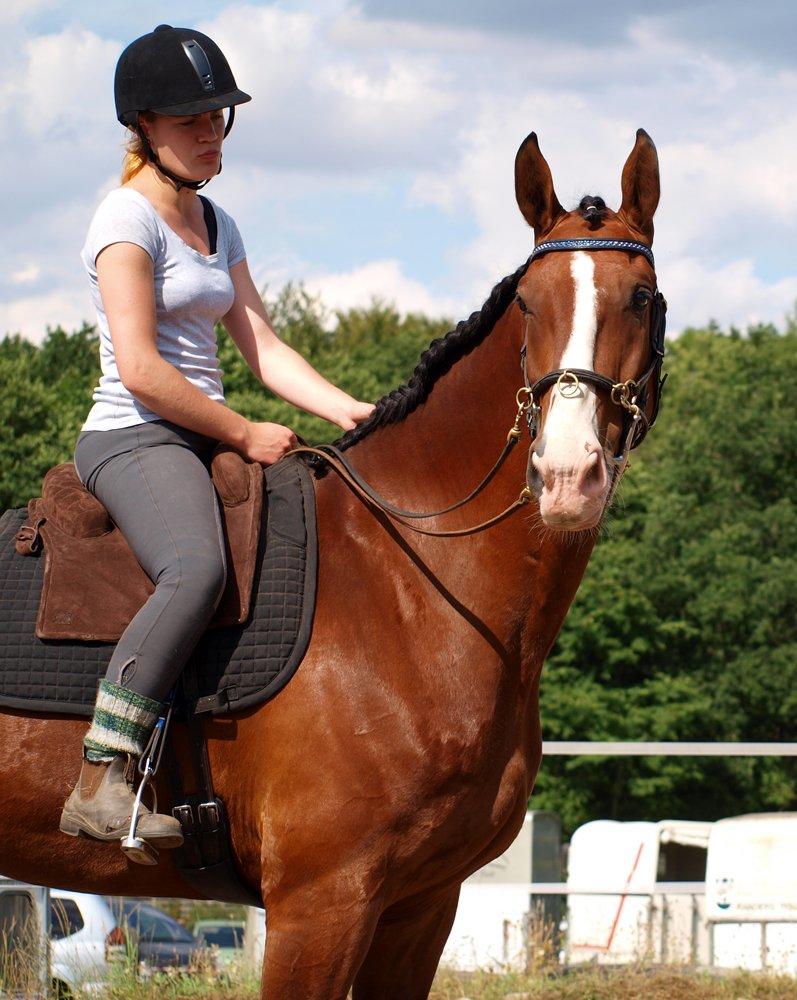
[2,288,795,832]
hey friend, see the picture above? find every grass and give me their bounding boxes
[3,895,794,1000]
[47,964,797,1000]
[429,965,797,1000]
[93,949,262,1000]
[0,913,46,998]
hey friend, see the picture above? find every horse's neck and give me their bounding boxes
[341,305,597,684]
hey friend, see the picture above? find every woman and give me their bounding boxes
[59,24,375,856]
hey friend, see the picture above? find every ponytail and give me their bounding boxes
[120,113,155,184]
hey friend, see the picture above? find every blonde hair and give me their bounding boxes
[120,113,155,184]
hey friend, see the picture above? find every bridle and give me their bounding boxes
[285,238,666,537]
[516,238,667,472]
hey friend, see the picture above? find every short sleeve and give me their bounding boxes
[82,190,161,270]
[214,203,246,268]
[227,217,246,268]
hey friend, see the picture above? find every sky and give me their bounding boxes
[2,0,796,343]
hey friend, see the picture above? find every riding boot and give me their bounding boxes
[59,753,184,848]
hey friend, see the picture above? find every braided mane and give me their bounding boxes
[327,257,531,458]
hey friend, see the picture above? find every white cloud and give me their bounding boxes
[1,2,795,349]
[198,5,456,172]
[303,259,460,318]
[398,21,797,332]
[9,264,41,285]
[18,26,118,138]
[2,287,92,344]
[0,0,58,28]
[660,257,797,332]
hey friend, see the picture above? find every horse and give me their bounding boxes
[0,128,663,998]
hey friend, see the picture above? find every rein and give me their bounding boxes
[285,385,534,536]
[285,237,666,538]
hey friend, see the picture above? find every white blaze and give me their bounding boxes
[541,251,599,456]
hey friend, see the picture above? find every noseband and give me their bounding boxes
[515,238,667,466]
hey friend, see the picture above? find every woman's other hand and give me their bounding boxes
[242,422,299,466]
[335,400,377,431]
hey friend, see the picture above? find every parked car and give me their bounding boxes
[49,890,203,995]
[192,919,245,970]
[50,890,114,996]
[110,899,204,972]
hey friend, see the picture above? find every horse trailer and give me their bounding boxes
[706,813,797,975]
[565,819,711,966]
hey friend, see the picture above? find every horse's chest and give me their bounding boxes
[391,748,532,896]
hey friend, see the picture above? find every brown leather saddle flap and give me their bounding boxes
[14,445,263,642]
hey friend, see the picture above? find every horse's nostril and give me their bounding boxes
[530,450,552,491]
[577,450,606,497]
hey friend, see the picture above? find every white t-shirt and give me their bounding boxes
[80,186,246,431]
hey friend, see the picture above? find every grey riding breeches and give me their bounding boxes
[73,418,227,704]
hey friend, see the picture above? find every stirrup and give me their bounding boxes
[120,690,174,865]
[120,836,158,865]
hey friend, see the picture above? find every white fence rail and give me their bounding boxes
[542,741,797,756]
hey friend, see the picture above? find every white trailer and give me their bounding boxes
[565,819,711,966]
[706,812,797,974]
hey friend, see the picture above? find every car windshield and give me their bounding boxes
[118,902,195,943]
[199,925,243,948]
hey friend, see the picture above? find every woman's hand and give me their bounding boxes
[242,421,299,466]
[334,399,377,431]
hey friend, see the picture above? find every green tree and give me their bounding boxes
[534,320,797,831]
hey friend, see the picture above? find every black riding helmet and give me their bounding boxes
[114,24,251,190]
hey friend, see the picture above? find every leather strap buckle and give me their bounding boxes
[198,801,221,832]
[172,804,194,834]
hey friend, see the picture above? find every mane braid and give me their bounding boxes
[307,257,531,477]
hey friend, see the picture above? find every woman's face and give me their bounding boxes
[141,109,227,181]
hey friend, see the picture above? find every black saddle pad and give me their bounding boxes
[0,456,317,717]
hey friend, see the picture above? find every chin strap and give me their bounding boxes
[135,105,235,192]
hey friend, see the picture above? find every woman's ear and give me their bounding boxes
[136,112,155,146]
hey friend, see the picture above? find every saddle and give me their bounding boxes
[14,445,263,642]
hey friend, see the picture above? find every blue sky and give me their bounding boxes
[3,0,796,342]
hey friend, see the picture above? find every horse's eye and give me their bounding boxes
[516,294,530,315]
[632,287,652,309]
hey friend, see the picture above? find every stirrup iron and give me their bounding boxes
[120,690,174,865]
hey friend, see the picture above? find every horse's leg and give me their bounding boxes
[351,886,460,1000]
[260,881,379,1000]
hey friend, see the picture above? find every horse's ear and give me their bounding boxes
[619,128,660,243]
[515,132,565,237]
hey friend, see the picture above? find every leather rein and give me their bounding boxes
[285,238,667,538]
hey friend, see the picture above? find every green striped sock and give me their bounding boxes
[83,680,163,763]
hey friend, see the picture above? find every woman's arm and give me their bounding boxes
[96,242,296,464]
[222,259,376,431]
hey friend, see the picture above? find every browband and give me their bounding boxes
[529,238,655,269]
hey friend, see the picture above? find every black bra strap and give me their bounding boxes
[198,195,218,254]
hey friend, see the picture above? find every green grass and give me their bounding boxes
[67,964,797,1000]
[430,965,797,1000]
